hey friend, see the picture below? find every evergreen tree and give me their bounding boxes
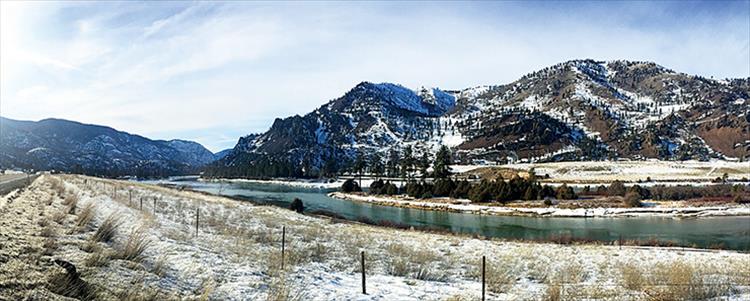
[419,152,430,179]
[400,146,414,181]
[353,151,366,187]
[371,152,385,179]
[433,145,453,179]
[386,149,400,178]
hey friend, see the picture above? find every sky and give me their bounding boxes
[1,1,748,152]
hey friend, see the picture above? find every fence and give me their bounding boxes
[84,178,745,300]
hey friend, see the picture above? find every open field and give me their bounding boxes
[2,174,749,300]
[460,160,750,185]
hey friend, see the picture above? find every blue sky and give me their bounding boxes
[1,1,748,152]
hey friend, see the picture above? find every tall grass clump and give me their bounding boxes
[76,203,96,230]
[116,226,151,262]
[385,243,445,281]
[645,261,730,300]
[92,213,121,243]
[64,193,79,214]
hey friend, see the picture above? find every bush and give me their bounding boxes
[449,180,471,199]
[607,181,626,197]
[555,184,577,200]
[623,192,642,208]
[369,179,385,194]
[432,179,455,197]
[627,184,650,199]
[383,181,399,195]
[543,198,553,206]
[340,179,361,193]
[289,198,304,213]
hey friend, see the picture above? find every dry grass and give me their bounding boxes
[40,224,57,238]
[385,243,445,281]
[84,244,111,267]
[64,193,79,214]
[53,210,68,224]
[116,226,151,262]
[644,260,731,301]
[620,263,645,290]
[47,269,97,300]
[76,203,96,230]
[151,255,168,277]
[264,273,308,301]
[92,213,121,243]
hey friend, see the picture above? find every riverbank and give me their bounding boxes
[329,192,750,218]
[5,174,748,300]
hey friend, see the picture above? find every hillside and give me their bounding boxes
[206,59,748,178]
[0,117,217,177]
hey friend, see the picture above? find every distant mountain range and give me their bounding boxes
[3,59,747,178]
[207,59,749,178]
[0,117,219,177]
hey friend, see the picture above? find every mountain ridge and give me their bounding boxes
[0,117,218,177]
[206,59,749,178]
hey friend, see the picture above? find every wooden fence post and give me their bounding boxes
[129,190,132,205]
[140,198,143,211]
[482,255,486,301]
[153,198,157,214]
[361,251,366,295]
[195,207,199,237]
[619,234,623,250]
[281,226,286,270]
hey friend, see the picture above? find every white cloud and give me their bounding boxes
[1,2,748,152]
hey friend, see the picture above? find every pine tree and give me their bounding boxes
[371,152,384,179]
[387,149,400,178]
[433,145,453,179]
[400,146,414,181]
[354,151,366,187]
[419,152,430,179]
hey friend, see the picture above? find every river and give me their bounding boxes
[153,178,750,251]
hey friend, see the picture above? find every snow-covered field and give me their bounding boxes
[2,174,749,300]
[493,160,749,184]
[330,192,750,218]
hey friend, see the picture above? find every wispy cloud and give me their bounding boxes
[1,1,748,151]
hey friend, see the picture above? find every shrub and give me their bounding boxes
[555,184,577,200]
[369,179,384,194]
[543,198,553,206]
[607,181,626,197]
[340,179,361,193]
[383,181,398,195]
[432,179,456,197]
[623,192,642,208]
[289,198,304,213]
[450,180,471,199]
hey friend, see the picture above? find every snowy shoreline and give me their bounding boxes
[329,192,750,218]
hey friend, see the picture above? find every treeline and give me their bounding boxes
[344,173,578,204]
[344,177,749,206]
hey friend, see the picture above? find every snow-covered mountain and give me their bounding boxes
[208,59,748,178]
[0,117,218,177]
